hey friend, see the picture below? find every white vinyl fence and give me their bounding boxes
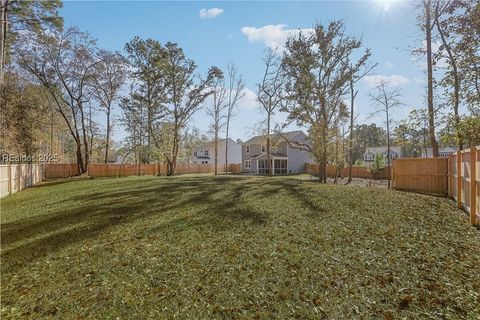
[0,164,45,198]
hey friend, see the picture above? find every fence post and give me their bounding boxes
[457,151,462,209]
[448,154,453,198]
[470,148,477,225]
[391,160,395,189]
[8,162,12,195]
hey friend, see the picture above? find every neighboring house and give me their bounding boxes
[192,138,242,165]
[363,146,403,163]
[241,130,313,175]
[107,154,124,164]
[422,146,456,158]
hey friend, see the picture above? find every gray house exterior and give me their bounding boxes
[241,131,313,175]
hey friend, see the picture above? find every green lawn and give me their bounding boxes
[1,175,479,319]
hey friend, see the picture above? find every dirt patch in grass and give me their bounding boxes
[1,175,479,319]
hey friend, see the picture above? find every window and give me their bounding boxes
[194,151,197,156]
[244,160,251,169]
[245,146,250,154]
[261,145,265,153]
[205,150,209,156]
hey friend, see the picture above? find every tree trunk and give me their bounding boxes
[334,137,339,184]
[225,117,230,174]
[0,0,7,85]
[322,147,327,183]
[425,0,439,157]
[50,105,54,160]
[79,102,89,174]
[386,108,391,189]
[267,113,272,177]
[104,105,110,164]
[214,130,218,175]
[167,130,179,176]
[347,76,356,184]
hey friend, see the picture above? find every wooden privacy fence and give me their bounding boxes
[44,163,241,179]
[451,147,479,225]
[392,158,448,196]
[393,146,479,225]
[305,163,391,180]
[0,163,44,198]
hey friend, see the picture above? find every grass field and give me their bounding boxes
[1,175,479,319]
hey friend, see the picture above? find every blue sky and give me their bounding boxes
[61,0,427,142]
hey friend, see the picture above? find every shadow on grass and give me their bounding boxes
[2,176,305,271]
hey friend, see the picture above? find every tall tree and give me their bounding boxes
[163,42,221,176]
[433,0,463,149]
[224,63,245,174]
[257,49,287,177]
[206,71,227,175]
[454,0,479,114]
[94,50,127,163]
[124,37,168,163]
[0,0,63,84]
[282,20,371,183]
[369,80,402,188]
[120,87,147,164]
[18,27,99,174]
[420,0,440,156]
[346,60,376,183]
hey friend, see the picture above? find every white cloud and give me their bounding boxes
[385,61,395,68]
[241,24,312,50]
[199,8,224,19]
[363,74,411,88]
[238,88,258,110]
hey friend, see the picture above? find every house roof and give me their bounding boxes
[422,147,456,157]
[196,138,238,149]
[243,130,305,145]
[364,146,402,155]
[250,153,288,159]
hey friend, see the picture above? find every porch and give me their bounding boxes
[253,153,288,175]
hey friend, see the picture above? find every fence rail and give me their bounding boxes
[0,164,44,198]
[44,163,241,179]
[392,146,479,225]
[305,163,391,180]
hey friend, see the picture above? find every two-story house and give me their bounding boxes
[241,130,313,175]
[192,138,242,165]
[363,146,403,164]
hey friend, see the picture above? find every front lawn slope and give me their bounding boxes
[1,176,479,319]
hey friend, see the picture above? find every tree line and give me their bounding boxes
[0,0,478,181]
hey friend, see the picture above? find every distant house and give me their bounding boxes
[422,147,456,158]
[107,154,124,164]
[192,138,242,165]
[363,146,403,164]
[241,130,314,175]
